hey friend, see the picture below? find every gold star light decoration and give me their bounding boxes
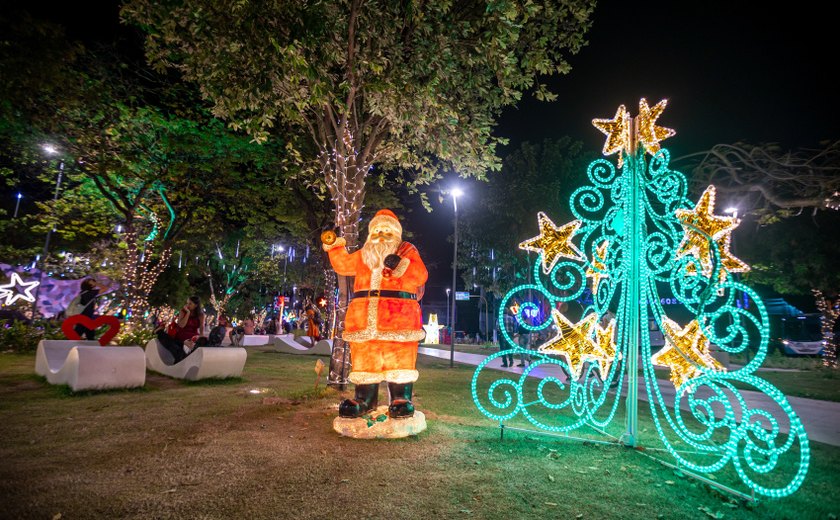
[675,185,749,279]
[538,311,601,380]
[592,99,676,167]
[593,318,619,377]
[636,98,676,155]
[586,240,610,294]
[519,212,586,274]
[592,104,630,167]
[651,318,725,388]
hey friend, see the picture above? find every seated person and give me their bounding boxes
[208,314,230,347]
[155,296,205,363]
[242,317,255,335]
[183,336,209,356]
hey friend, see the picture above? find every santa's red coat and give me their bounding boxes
[326,242,427,343]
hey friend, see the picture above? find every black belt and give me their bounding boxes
[352,290,416,300]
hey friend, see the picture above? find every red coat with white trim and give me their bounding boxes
[326,242,427,343]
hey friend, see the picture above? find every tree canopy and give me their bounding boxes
[457,136,593,296]
[0,11,332,315]
[122,0,596,216]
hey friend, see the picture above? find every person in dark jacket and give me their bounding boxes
[74,278,108,340]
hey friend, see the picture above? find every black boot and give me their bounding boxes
[387,382,415,419]
[339,384,379,418]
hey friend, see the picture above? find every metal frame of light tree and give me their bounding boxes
[471,100,809,500]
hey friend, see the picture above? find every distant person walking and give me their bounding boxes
[500,310,516,367]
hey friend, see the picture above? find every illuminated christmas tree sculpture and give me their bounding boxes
[472,100,809,499]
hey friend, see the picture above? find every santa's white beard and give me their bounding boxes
[361,237,399,270]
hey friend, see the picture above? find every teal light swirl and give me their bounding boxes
[471,146,810,498]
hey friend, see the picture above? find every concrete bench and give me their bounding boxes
[145,339,247,380]
[35,340,145,392]
[240,334,273,346]
[273,334,332,356]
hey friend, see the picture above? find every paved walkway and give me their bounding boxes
[418,347,840,447]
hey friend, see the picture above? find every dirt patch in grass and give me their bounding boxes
[0,351,837,519]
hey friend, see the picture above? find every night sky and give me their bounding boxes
[414,0,838,294]
[16,1,840,297]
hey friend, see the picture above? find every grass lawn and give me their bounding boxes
[0,350,837,519]
[651,367,840,403]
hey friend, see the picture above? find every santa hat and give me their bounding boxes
[369,209,402,236]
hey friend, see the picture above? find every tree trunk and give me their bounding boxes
[121,222,172,319]
[324,128,368,389]
[813,290,839,369]
[322,267,336,339]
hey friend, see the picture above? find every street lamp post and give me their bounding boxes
[276,245,288,287]
[42,148,65,264]
[32,144,65,317]
[13,193,22,218]
[445,287,451,329]
[449,187,463,368]
[724,206,743,360]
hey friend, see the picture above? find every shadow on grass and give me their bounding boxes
[30,374,150,398]
[182,376,246,386]
[284,386,340,401]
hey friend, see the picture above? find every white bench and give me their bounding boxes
[273,334,333,356]
[35,340,146,392]
[145,339,247,380]
[240,334,273,346]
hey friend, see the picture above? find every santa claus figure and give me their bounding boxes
[322,209,427,420]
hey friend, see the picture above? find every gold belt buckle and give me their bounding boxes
[369,289,380,298]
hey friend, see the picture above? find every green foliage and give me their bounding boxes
[1,12,324,315]
[122,0,596,187]
[0,319,64,352]
[148,262,193,309]
[458,137,594,295]
[115,323,155,347]
[739,212,840,294]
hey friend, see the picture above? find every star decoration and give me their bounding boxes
[675,185,748,278]
[717,233,750,276]
[538,311,600,379]
[636,98,676,155]
[586,240,610,294]
[593,318,619,378]
[651,318,725,388]
[0,272,40,306]
[519,212,585,274]
[592,104,631,168]
[422,314,445,345]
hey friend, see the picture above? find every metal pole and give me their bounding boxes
[31,160,64,318]
[13,193,21,218]
[449,197,459,368]
[729,209,746,363]
[445,289,450,329]
[42,161,64,260]
[624,120,640,447]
